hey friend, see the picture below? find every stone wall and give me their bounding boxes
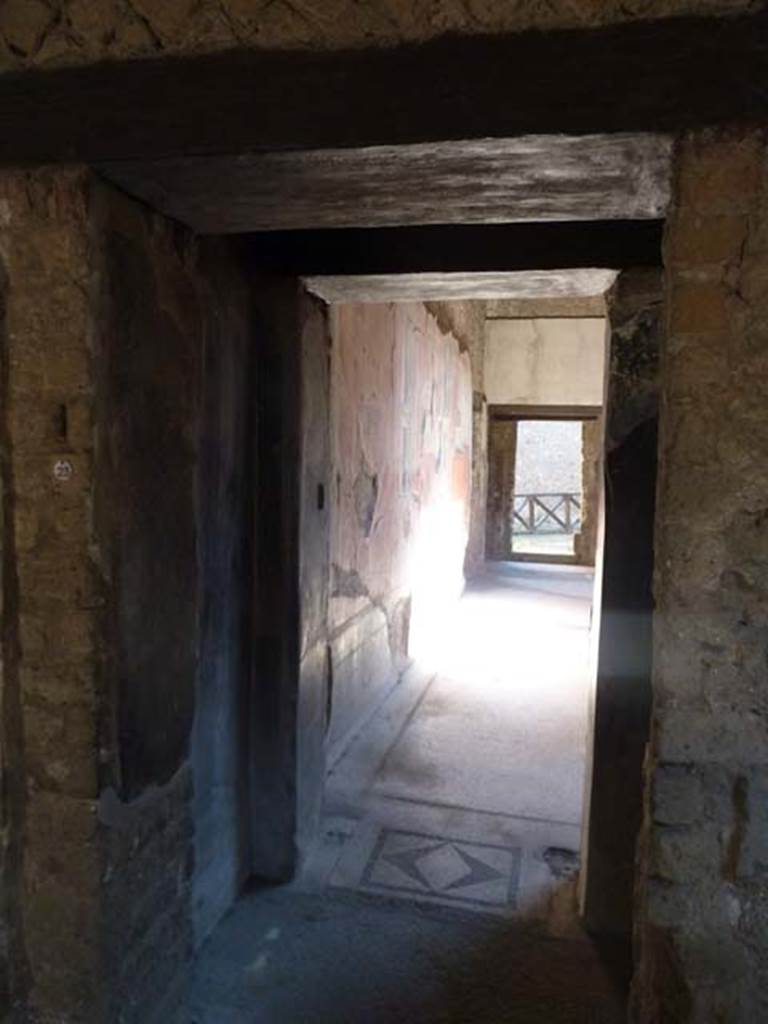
[0,166,102,1022]
[0,1,752,71]
[632,129,768,1022]
[328,302,472,756]
[0,167,256,1022]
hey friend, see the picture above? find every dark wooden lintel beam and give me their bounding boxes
[0,10,766,165]
[242,221,662,276]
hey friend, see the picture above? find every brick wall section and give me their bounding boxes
[632,128,768,1022]
[0,168,105,1020]
[0,0,752,71]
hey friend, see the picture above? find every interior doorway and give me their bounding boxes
[511,419,584,558]
[187,296,626,1023]
[487,407,603,568]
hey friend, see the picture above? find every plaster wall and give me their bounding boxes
[484,317,606,407]
[426,300,487,577]
[328,302,472,756]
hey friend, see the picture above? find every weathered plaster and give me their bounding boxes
[328,302,472,753]
[425,300,487,576]
[486,296,607,318]
[484,318,606,408]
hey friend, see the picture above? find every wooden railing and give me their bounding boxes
[511,493,582,534]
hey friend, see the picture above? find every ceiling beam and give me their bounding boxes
[0,11,764,166]
[98,134,671,234]
[302,271,619,304]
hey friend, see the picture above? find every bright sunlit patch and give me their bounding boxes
[411,561,594,718]
[407,499,468,665]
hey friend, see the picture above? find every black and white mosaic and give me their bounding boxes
[360,828,521,910]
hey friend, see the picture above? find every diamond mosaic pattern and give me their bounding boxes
[361,829,521,909]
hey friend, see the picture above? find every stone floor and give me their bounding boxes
[187,562,628,1023]
[511,533,576,556]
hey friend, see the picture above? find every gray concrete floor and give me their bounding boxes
[188,563,627,1022]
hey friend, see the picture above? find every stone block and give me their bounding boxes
[654,705,768,765]
[66,0,120,45]
[645,878,694,929]
[653,765,703,826]
[23,697,99,798]
[663,333,729,397]
[8,395,93,457]
[0,0,52,58]
[677,130,763,215]
[668,280,730,335]
[650,824,721,883]
[666,212,749,268]
[13,452,93,509]
[18,606,95,665]
[739,768,768,875]
[21,663,97,707]
[22,792,101,1019]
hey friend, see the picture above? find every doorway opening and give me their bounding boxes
[188,295,625,1023]
[511,419,584,558]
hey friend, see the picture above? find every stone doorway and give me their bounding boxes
[2,26,765,1018]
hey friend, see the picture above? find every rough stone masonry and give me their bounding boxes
[633,127,768,1023]
[0,0,755,71]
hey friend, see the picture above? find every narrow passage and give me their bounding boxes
[189,564,627,1023]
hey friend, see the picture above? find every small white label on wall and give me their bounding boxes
[53,459,74,482]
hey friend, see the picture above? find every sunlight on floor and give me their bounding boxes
[187,562,623,1024]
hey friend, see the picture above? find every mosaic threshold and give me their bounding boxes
[339,827,522,912]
